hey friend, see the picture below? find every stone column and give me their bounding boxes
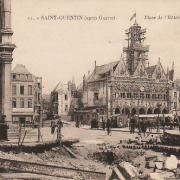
[0,0,15,122]
[1,0,11,29]
[1,61,12,121]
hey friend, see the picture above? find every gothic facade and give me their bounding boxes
[79,21,174,118]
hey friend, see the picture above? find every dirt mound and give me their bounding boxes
[93,145,145,165]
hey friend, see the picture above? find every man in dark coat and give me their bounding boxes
[106,118,111,135]
[57,116,63,142]
[130,115,136,134]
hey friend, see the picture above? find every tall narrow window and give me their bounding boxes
[120,93,125,98]
[12,85,16,95]
[127,93,132,98]
[174,92,177,99]
[20,86,24,95]
[28,85,32,95]
[152,94,156,99]
[146,94,150,99]
[12,74,16,80]
[28,98,32,108]
[94,93,99,100]
[65,94,68,100]
[140,93,144,99]
[20,98,24,108]
[12,98,16,108]
[65,105,68,112]
[174,102,177,109]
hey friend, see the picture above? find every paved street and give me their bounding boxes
[18,124,159,145]
[7,122,180,146]
[8,123,138,145]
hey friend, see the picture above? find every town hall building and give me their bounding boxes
[75,20,175,123]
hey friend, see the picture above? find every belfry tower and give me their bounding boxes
[0,0,15,121]
[123,20,149,75]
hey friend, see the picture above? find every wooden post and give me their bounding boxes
[20,130,27,146]
[163,113,165,134]
[18,122,22,146]
[106,74,109,120]
[57,123,59,142]
[38,124,40,142]
[56,118,62,148]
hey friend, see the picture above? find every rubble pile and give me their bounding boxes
[110,152,180,180]
[93,144,145,165]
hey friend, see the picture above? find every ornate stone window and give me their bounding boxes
[120,93,125,98]
[65,94,68,100]
[140,93,144,99]
[28,98,32,108]
[12,74,16,80]
[174,92,177,99]
[20,86,24,95]
[133,93,138,99]
[127,93,132,98]
[20,98,24,108]
[146,94,150,99]
[94,93,99,100]
[12,98,16,108]
[152,94,156,99]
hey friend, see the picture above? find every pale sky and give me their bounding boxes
[11,0,180,94]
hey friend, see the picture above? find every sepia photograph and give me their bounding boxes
[0,0,180,179]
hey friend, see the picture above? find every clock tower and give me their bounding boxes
[123,20,149,75]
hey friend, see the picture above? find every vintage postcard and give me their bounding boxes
[0,0,179,179]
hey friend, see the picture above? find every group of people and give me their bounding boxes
[51,116,63,139]
[129,114,180,136]
[129,115,159,136]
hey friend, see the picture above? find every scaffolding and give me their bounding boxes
[123,21,149,75]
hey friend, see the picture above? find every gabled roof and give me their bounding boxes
[87,60,120,82]
[12,64,31,74]
[95,60,120,75]
[145,65,157,76]
[114,58,129,77]
[134,60,148,77]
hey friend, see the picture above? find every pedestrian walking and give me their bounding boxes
[130,115,136,134]
[141,120,147,137]
[106,118,111,135]
[51,120,56,134]
[76,118,80,128]
[57,116,63,142]
[102,117,105,130]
